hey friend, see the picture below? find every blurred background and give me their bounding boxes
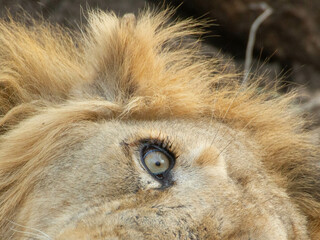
[0,0,319,131]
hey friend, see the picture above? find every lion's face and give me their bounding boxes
[0,9,319,240]
[11,117,306,240]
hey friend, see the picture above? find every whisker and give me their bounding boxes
[217,116,257,158]
[210,120,223,147]
[210,84,246,147]
[8,220,52,240]
[8,229,16,240]
[10,228,52,240]
[210,117,239,149]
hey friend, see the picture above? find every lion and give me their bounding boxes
[0,8,319,240]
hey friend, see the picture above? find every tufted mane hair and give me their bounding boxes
[0,8,319,236]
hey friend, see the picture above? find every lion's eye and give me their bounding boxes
[144,150,170,174]
[140,144,175,180]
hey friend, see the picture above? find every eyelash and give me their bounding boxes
[139,137,177,159]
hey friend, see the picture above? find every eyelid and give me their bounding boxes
[142,143,170,156]
[123,131,179,157]
[139,137,177,159]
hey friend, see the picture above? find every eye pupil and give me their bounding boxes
[155,161,161,167]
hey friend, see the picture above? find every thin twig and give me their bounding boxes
[242,3,273,86]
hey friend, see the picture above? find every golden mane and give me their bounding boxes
[0,8,319,236]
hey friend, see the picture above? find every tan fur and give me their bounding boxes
[0,8,319,239]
